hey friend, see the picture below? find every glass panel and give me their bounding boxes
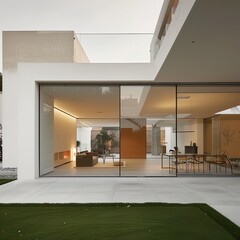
[120,85,176,176]
[177,85,240,175]
[39,85,120,177]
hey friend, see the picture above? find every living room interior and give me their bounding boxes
[40,84,240,177]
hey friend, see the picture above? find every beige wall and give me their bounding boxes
[204,115,240,157]
[177,118,203,154]
[3,31,77,70]
[220,115,240,157]
[54,109,76,160]
[204,118,212,154]
[121,118,146,158]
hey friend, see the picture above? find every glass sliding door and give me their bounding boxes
[177,85,240,176]
[40,82,240,177]
[120,85,177,176]
[39,85,120,177]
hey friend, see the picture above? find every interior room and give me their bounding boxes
[39,84,240,177]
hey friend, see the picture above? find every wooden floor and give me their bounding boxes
[43,155,236,177]
[45,157,174,177]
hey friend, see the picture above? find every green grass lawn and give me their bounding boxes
[0,179,15,185]
[0,203,239,240]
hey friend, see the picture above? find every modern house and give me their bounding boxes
[2,0,240,180]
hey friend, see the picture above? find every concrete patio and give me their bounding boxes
[0,177,239,227]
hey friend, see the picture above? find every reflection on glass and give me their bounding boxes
[177,86,240,175]
[120,86,176,176]
[39,84,240,177]
[39,85,119,177]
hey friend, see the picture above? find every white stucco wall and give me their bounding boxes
[3,62,154,180]
[77,127,92,152]
[151,0,196,74]
[2,71,19,168]
[0,94,2,149]
[0,94,2,123]
[2,31,89,173]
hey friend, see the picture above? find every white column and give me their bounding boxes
[152,126,161,155]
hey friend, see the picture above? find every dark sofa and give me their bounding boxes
[76,153,98,167]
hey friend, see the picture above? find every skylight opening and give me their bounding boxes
[216,105,240,115]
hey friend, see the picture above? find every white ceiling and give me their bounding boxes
[42,85,119,118]
[155,0,240,83]
[42,85,240,126]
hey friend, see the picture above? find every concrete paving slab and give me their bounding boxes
[0,177,239,227]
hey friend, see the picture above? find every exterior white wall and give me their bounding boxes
[77,127,92,152]
[0,94,2,123]
[54,109,76,159]
[16,76,39,180]
[7,62,154,180]
[2,31,89,173]
[2,71,19,168]
[151,0,196,75]
[0,93,2,155]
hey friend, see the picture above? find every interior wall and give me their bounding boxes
[77,127,92,152]
[220,115,240,157]
[204,118,212,154]
[40,91,54,175]
[196,119,204,154]
[54,109,76,160]
[165,127,173,153]
[121,118,146,158]
[2,71,19,168]
[212,115,221,154]
[151,126,160,155]
[177,119,195,153]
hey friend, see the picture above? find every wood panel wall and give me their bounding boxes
[120,119,146,158]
